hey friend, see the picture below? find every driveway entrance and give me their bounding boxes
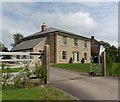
[49,67,119,100]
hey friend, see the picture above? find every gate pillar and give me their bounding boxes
[102,51,106,76]
[44,45,50,84]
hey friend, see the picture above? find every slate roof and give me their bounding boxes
[11,37,46,51]
[23,27,90,41]
[12,27,91,51]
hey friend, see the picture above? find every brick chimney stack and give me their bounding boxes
[91,36,94,39]
[41,23,47,31]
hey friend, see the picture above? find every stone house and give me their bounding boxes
[12,23,91,63]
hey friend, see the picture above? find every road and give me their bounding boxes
[49,67,119,100]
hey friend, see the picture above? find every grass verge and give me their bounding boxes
[1,68,24,73]
[51,63,90,73]
[2,85,72,100]
[51,63,120,76]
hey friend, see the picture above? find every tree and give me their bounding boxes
[11,33,24,48]
[0,43,11,59]
[99,41,119,63]
[0,42,8,52]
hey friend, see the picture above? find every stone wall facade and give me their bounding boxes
[32,32,91,64]
[55,32,91,63]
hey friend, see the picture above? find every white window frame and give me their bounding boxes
[62,36,67,45]
[74,38,78,47]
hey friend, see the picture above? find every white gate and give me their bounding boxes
[0,45,50,84]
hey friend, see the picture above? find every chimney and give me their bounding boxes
[91,36,94,39]
[41,23,47,31]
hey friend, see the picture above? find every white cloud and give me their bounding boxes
[31,12,97,36]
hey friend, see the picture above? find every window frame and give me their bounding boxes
[84,40,87,48]
[62,36,67,45]
[62,51,67,60]
[74,38,78,47]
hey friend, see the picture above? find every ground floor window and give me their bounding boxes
[62,51,67,60]
[16,55,19,59]
[23,55,26,59]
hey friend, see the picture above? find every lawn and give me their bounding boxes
[2,85,72,100]
[1,68,24,73]
[51,63,120,76]
[51,63,91,73]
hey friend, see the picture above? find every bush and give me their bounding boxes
[81,58,85,63]
[114,63,120,77]
[106,55,114,76]
[34,63,46,84]
[2,63,46,88]
[69,57,73,63]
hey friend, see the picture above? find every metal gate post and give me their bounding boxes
[102,51,106,76]
[44,45,50,84]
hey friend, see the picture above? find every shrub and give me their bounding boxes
[106,55,114,76]
[69,57,73,63]
[2,63,46,88]
[114,63,120,77]
[34,63,46,84]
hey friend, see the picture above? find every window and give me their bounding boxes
[23,55,26,59]
[62,36,67,45]
[84,41,87,48]
[62,51,67,60]
[74,38,78,46]
[17,55,19,59]
[84,53,87,60]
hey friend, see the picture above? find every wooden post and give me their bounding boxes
[44,45,50,84]
[102,51,106,76]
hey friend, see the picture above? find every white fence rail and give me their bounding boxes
[1,45,50,84]
[0,52,43,69]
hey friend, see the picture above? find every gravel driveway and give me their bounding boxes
[49,67,119,100]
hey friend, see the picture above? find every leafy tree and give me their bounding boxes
[11,33,24,48]
[0,42,8,52]
[99,41,119,63]
[0,43,11,59]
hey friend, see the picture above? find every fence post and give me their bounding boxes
[44,45,50,84]
[102,51,106,76]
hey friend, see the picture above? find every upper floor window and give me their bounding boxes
[74,38,78,47]
[62,36,67,45]
[84,40,87,48]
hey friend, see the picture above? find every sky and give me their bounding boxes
[1,0,119,50]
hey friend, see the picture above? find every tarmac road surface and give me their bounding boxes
[49,67,119,100]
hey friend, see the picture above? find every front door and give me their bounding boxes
[73,52,79,62]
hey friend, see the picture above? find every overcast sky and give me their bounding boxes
[1,1,119,50]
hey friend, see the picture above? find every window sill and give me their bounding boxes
[83,47,87,49]
[74,46,78,48]
[61,44,67,47]
[60,59,67,62]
